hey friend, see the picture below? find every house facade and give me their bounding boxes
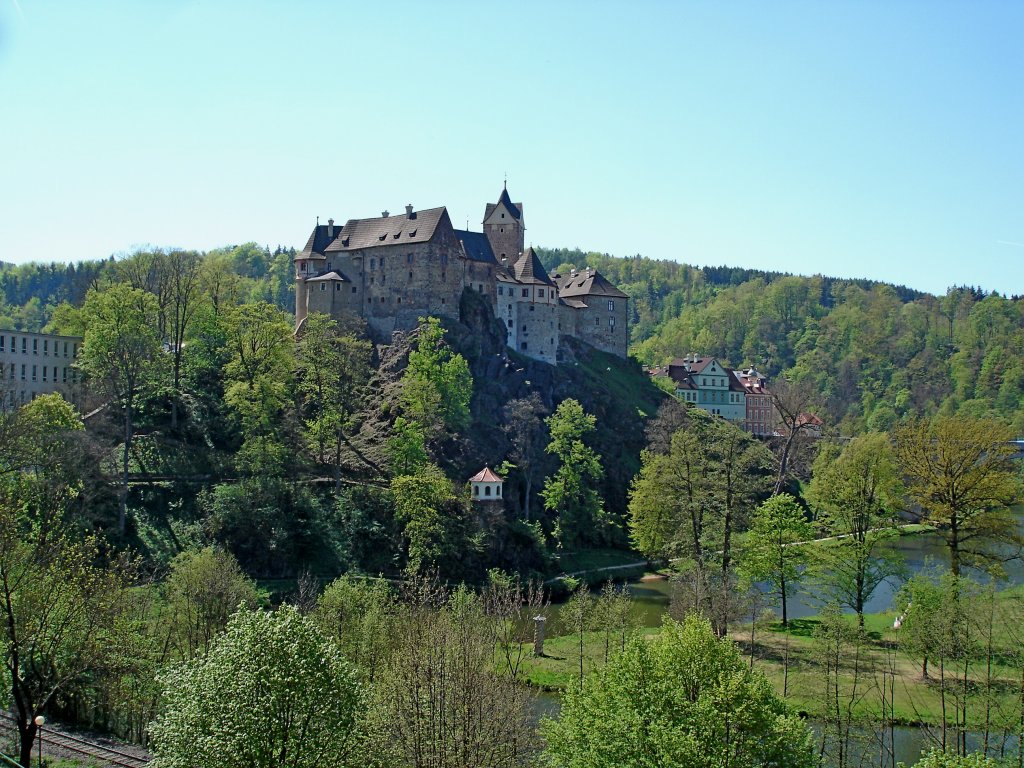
[654,355,776,433]
[294,185,628,363]
[0,330,83,410]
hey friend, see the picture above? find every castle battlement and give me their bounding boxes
[294,186,628,362]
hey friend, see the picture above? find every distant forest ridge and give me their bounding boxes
[3,243,1023,434]
[534,246,1024,435]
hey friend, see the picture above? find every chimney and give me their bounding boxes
[381,210,390,218]
[405,204,413,217]
[570,268,577,278]
[327,218,334,237]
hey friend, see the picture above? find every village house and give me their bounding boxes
[294,185,628,363]
[652,355,777,435]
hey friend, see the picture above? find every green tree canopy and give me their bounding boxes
[895,415,1022,576]
[150,605,362,768]
[738,493,814,627]
[400,316,473,434]
[806,432,907,624]
[542,398,608,549]
[79,283,165,532]
[542,614,814,768]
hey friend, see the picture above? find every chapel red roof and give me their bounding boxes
[469,466,503,483]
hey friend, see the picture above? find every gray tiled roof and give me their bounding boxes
[306,271,350,283]
[324,207,448,252]
[554,269,629,299]
[455,230,497,263]
[497,186,522,220]
[298,224,335,259]
[511,247,555,286]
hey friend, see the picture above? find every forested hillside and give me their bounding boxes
[537,247,1024,434]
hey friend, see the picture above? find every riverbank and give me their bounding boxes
[519,589,1024,729]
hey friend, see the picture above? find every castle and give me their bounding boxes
[294,186,628,363]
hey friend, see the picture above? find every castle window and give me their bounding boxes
[609,317,615,327]
[441,298,446,305]
[352,286,357,293]
[521,342,528,350]
[409,272,413,279]
[407,254,414,263]
[521,289,528,297]
[498,287,503,296]
[370,258,375,270]
[370,277,375,284]
[529,305,534,312]
[397,297,402,303]
[500,227,504,233]
[441,272,446,280]
[507,320,513,328]
[501,213,505,219]
[381,257,385,269]
[608,300,614,311]
[335,283,341,291]
[320,284,326,291]
[478,284,484,292]
[381,297,386,303]
[595,317,600,325]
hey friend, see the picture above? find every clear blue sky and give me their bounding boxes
[2,1,1022,296]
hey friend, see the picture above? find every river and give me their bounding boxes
[535,516,1024,766]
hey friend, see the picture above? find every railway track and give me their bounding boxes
[0,712,150,768]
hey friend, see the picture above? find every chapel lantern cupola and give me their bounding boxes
[469,466,504,502]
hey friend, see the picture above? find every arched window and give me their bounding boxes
[485,486,492,497]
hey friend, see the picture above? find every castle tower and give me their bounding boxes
[294,218,333,328]
[483,184,524,264]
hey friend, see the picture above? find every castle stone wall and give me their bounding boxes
[569,296,629,358]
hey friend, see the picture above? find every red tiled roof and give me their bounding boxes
[469,467,503,483]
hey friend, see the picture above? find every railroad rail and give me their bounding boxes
[0,712,150,768]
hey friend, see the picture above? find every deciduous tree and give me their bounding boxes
[894,416,1022,577]
[542,399,607,549]
[150,605,362,768]
[807,432,907,625]
[739,493,813,627]
[542,615,814,768]
[79,284,165,532]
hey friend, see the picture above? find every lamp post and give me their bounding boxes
[33,715,44,768]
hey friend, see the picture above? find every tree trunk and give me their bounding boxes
[523,473,532,521]
[120,402,133,534]
[18,719,36,768]
[780,571,788,628]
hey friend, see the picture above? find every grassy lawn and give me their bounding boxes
[554,548,647,574]
[517,597,1024,729]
